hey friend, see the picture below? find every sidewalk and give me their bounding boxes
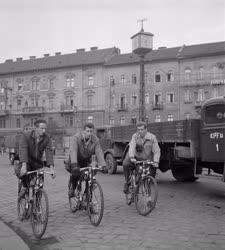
[0,220,29,250]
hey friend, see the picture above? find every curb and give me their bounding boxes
[0,220,29,250]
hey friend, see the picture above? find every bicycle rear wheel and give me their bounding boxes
[87,181,104,226]
[31,189,49,239]
[135,176,158,216]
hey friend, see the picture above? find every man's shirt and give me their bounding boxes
[128,132,160,163]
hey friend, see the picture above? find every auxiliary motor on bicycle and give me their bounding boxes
[17,167,53,239]
[67,159,104,227]
[125,160,158,216]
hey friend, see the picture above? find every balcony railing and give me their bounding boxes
[152,102,163,110]
[60,105,77,113]
[0,110,9,116]
[181,74,225,87]
[22,106,45,114]
[117,103,128,112]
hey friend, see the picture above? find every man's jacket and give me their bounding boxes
[19,130,54,170]
[69,132,106,167]
[128,132,161,163]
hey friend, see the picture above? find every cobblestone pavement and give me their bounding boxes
[0,155,225,250]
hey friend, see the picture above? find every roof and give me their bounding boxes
[0,47,119,75]
[202,96,225,107]
[105,41,225,66]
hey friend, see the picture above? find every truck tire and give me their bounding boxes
[105,153,117,175]
[171,165,198,182]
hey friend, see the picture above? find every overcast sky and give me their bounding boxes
[0,0,224,63]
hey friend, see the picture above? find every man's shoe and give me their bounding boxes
[123,183,129,194]
[68,188,75,198]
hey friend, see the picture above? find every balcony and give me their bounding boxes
[152,102,163,110]
[117,103,128,112]
[22,106,45,115]
[0,110,9,116]
[60,105,77,113]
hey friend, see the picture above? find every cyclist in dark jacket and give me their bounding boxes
[18,119,55,197]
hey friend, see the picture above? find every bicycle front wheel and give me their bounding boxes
[31,189,49,239]
[134,176,158,216]
[87,181,104,226]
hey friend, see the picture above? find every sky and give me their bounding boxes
[0,0,224,63]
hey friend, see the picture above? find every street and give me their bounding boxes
[0,155,225,250]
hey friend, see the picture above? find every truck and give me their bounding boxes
[97,96,225,182]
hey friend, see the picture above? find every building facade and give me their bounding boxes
[0,41,224,137]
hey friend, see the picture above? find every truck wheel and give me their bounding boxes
[105,153,117,175]
[171,165,198,182]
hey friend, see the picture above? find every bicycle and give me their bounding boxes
[68,163,104,226]
[125,160,158,216]
[17,168,52,239]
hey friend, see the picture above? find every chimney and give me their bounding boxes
[30,56,36,60]
[158,46,167,50]
[90,46,98,51]
[44,54,50,57]
[55,52,61,56]
[76,48,85,53]
[5,59,13,63]
[16,57,23,61]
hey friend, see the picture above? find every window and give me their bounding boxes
[166,71,174,82]
[88,76,94,86]
[87,94,93,107]
[145,93,149,104]
[184,90,191,103]
[0,119,6,128]
[204,104,225,124]
[110,76,115,86]
[49,79,54,89]
[66,76,75,88]
[132,74,137,84]
[49,97,54,110]
[185,69,191,80]
[16,118,21,128]
[121,75,126,84]
[66,96,74,107]
[0,86,4,93]
[31,97,39,107]
[87,116,93,123]
[132,94,137,106]
[185,113,191,120]
[31,78,39,91]
[24,100,28,107]
[167,114,174,122]
[110,94,116,107]
[120,94,126,109]
[109,118,114,125]
[120,116,125,125]
[69,116,74,127]
[167,93,174,103]
[18,82,23,91]
[155,115,161,122]
[131,116,137,125]
[198,67,204,80]
[0,102,4,110]
[154,94,162,104]
[197,89,205,102]
[155,71,161,83]
[17,99,22,110]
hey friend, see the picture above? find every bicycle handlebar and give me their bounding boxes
[135,160,154,165]
[26,168,52,176]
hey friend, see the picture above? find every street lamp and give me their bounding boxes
[131,19,153,121]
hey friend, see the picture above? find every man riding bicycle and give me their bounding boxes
[68,122,106,198]
[18,119,56,198]
[123,121,160,194]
